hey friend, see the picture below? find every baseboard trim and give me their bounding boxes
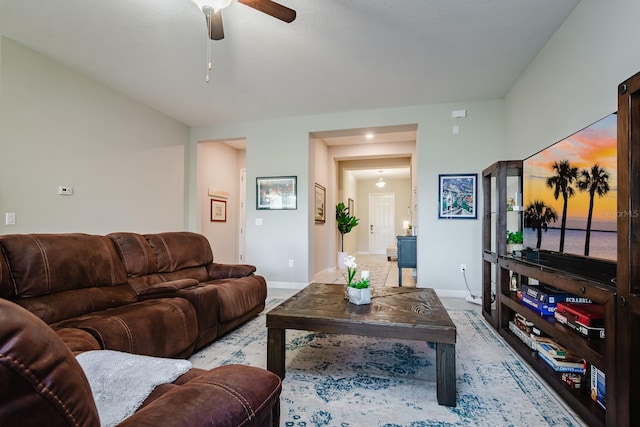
[267,281,308,290]
[432,289,470,299]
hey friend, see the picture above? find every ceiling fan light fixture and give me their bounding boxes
[192,0,232,83]
[192,0,233,13]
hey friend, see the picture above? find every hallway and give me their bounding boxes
[314,254,417,288]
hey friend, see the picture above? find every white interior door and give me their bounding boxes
[238,168,246,263]
[369,193,395,254]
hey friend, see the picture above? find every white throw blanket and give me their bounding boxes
[77,350,192,427]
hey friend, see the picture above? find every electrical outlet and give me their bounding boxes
[459,264,466,273]
[288,259,294,267]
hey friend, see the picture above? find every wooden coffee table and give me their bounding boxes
[266,283,457,406]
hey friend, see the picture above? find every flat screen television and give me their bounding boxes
[522,113,617,261]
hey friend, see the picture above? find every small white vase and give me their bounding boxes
[507,243,523,255]
[337,251,347,269]
[348,287,371,305]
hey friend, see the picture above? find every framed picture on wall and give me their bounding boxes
[256,176,297,210]
[211,199,227,222]
[438,173,477,219]
[315,183,326,223]
[348,198,354,215]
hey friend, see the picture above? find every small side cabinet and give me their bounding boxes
[397,236,416,287]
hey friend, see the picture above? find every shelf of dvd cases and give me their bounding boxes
[500,295,605,368]
[500,330,606,427]
[497,254,616,427]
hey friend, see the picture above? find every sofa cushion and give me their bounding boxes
[0,299,100,427]
[53,298,198,358]
[109,232,158,277]
[207,276,268,324]
[145,232,213,273]
[0,233,127,298]
[14,285,138,325]
[175,284,221,349]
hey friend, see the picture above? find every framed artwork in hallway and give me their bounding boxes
[315,183,326,223]
[211,199,227,222]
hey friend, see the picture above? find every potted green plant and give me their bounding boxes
[506,230,524,254]
[336,202,359,268]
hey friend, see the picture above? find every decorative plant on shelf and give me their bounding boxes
[506,230,524,255]
[506,230,523,244]
[336,202,359,252]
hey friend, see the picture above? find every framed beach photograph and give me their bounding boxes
[438,173,477,219]
[315,183,326,223]
[256,176,297,210]
[210,199,227,222]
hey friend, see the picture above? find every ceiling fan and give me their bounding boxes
[192,0,296,41]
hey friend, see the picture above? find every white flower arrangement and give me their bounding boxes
[343,255,370,289]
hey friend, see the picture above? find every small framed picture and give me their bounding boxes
[438,173,477,219]
[348,198,354,215]
[256,176,297,210]
[211,199,227,222]
[315,183,326,223]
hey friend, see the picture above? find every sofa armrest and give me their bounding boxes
[118,365,281,427]
[138,279,199,296]
[207,263,257,280]
[56,328,102,355]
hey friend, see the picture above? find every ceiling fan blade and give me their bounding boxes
[204,8,225,40]
[238,0,296,23]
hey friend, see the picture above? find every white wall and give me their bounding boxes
[190,100,504,293]
[505,0,640,159]
[0,38,189,234]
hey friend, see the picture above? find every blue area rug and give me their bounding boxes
[190,298,586,426]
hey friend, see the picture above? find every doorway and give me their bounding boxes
[369,193,395,254]
[238,168,246,263]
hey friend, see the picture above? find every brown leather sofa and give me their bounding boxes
[0,231,280,426]
[0,297,281,426]
[0,231,267,357]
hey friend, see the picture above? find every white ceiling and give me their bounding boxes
[0,0,580,127]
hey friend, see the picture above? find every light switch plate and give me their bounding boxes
[5,212,16,225]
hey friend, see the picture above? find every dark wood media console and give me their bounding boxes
[481,70,640,427]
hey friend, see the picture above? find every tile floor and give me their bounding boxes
[269,254,481,312]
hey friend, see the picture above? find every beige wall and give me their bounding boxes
[0,38,189,234]
[505,0,640,159]
[355,177,412,254]
[313,138,330,274]
[197,141,245,263]
[190,101,503,293]
[4,0,635,295]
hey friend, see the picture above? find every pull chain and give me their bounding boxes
[206,37,212,83]
[206,10,212,83]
